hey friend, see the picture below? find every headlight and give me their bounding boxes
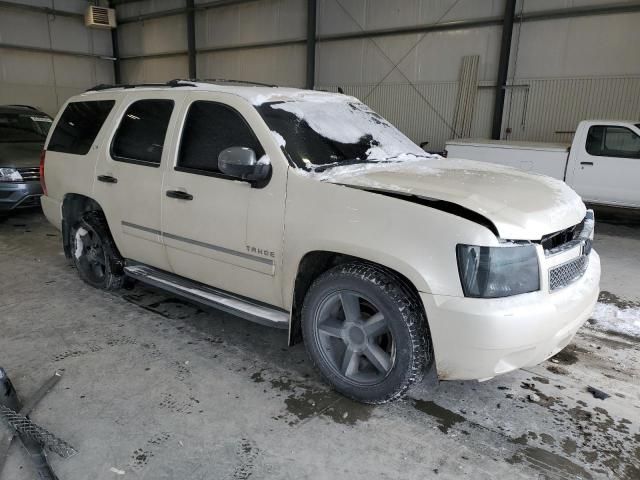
[0,168,22,182]
[456,244,540,298]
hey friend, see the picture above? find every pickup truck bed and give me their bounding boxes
[445,139,570,180]
[445,120,640,208]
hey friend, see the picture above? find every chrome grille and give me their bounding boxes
[549,255,589,291]
[16,167,40,182]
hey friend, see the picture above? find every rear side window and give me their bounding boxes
[586,125,640,159]
[112,99,174,166]
[178,101,264,175]
[48,100,115,155]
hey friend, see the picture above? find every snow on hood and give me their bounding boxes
[299,156,586,240]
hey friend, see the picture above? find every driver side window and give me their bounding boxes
[177,101,265,176]
[586,125,640,159]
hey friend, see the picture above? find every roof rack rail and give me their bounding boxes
[5,104,39,110]
[85,79,196,92]
[183,78,278,88]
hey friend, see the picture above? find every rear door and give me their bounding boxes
[161,92,288,307]
[568,124,640,207]
[93,92,182,270]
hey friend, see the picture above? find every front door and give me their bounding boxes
[570,124,640,207]
[161,93,288,307]
[93,93,181,270]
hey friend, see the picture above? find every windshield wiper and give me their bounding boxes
[312,158,389,173]
[310,153,436,173]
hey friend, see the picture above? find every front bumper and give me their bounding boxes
[0,181,43,213]
[421,250,600,381]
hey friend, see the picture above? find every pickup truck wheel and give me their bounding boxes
[70,212,124,291]
[302,263,429,404]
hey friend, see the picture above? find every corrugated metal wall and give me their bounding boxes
[314,1,640,150]
[117,0,307,86]
[196,0,306,85]
[501,76,640,144]
[498,7,640,146]
[321,82,460,150]
[0,1,114,116]
[3,0,639,142]
[117,0,187,82]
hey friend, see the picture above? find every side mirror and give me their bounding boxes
[218,147,271,184]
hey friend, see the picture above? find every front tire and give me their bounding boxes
[302,263,430,404]
[70,211,124,290]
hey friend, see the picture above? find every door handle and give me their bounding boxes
[97,174,118,183]
[166,190,193,201]
[580,161,594,166]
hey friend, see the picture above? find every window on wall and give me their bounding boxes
[112,99,174,165]
[48,101,115,155]
[177,101,265,175]
[586,125,640,159]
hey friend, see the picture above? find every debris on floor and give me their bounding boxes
[587,386,611,400]
[527,393,541,403]
[0,368,75,479]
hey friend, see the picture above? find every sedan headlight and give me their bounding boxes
[0,168,23,182]
[456,244,540,298]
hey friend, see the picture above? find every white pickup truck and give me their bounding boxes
[445,120,640,208]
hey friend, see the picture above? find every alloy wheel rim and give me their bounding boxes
[314,290,396,386]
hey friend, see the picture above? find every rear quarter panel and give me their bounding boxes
[43,93,122,208]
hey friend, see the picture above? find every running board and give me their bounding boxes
[123,264,289,329]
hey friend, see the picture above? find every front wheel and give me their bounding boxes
[70,211,124,290]
[302,263,430,404]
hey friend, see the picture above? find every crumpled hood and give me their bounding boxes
[317,157,586,240]
[0,142,42,168]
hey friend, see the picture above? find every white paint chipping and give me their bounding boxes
[74,227,88,259]
[590,302,640,338]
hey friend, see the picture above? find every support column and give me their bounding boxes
[306,0,317,90]
[187,0,197,79]
[453,55,480,138]
[491,0,516,139]
[109,1,121,84]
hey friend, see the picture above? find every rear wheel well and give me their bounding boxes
[61,194,104,258]
[289,251,428,346]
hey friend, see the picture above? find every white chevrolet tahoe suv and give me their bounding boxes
[40,80,600,403]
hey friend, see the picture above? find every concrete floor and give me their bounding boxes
[0,209,638,480]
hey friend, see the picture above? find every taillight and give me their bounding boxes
[40,149,47,196]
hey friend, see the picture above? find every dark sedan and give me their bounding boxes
[0,105,52,217]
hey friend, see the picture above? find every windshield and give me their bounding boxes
[256,99,425,170]
[0,113,52,143]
